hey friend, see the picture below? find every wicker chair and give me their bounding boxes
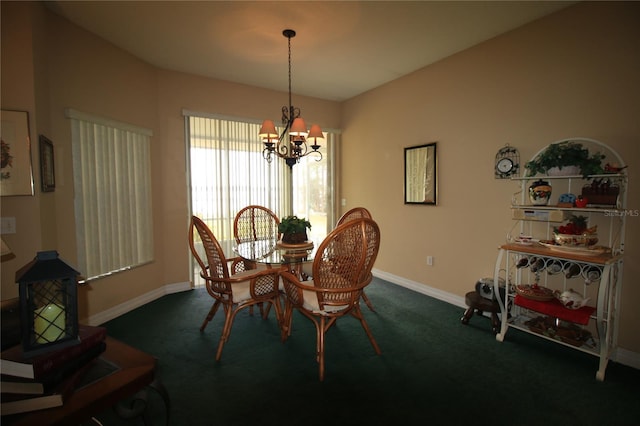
[335,207,376,311]
[233,205,280,270]
[336,207,372,226]
[233,205,280,244]
[280,217,381,381]
[189,215,282,361]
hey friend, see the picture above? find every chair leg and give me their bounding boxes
[317,317,326,381]
[352,306,381,355]
[200,300,221,332]
[281,300,293,342]
[361,291,376,312]
[275,297,284,326]
[261,302,272,320]
[216,305,236,361]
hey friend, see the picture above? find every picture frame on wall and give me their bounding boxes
[404,142,437,205]
[1,109,34,196]
[39,135,55,192]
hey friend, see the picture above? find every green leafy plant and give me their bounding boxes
[278,215,311,234]
[524,141,605,179]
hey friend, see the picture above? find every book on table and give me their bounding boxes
[0,349,101,416]
[1,340,107,395]
[1,378,44,395]
[0,325,107,380]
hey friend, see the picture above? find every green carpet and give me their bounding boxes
[96,278,640,425]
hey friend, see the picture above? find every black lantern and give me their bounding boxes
[15,251,80,357]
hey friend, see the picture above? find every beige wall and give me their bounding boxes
[342,1,639,352]
[2,2,638,354]
[1,2,43,300]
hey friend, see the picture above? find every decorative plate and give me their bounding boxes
[515,284,555,301]
[537,241,607,256]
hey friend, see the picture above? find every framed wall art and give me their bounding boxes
[404,142,437,205]
[1,109,34,196]
[39,135,56,192]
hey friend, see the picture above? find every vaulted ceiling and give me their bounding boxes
[46,1,574,101]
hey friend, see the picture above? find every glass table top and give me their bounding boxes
[234,239,317,266]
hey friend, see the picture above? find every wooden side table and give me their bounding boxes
[461,291,501,334]
[5,337,169,425]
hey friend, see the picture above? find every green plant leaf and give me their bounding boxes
[278,215,312,234]
[524,141,605,179]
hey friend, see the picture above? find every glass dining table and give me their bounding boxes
[233,239,318,279]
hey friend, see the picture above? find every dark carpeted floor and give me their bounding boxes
[96,278,640,425]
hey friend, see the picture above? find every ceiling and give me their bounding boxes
[45,1,575,102]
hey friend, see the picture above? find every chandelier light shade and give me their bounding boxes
[289,117,308,137]
[259,120,278,140]
[307,124,323,150]
[260,29,324,168]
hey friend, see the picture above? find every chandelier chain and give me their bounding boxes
[288,33,292,115]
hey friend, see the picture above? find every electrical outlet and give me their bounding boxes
[427,256,434,266]
[1,217,17,234]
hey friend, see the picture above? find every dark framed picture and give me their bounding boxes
[39,135,55,192]
[404,142,437,205]
[1,109,34,196]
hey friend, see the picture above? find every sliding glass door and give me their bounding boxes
[185,112,337,286]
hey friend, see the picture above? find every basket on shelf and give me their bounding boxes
[524,316,594,347]
[581,184,619,206]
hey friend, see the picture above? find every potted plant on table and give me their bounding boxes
[525,141,605,179]
[279,216,312,244]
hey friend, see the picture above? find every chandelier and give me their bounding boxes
[259,29,324,168]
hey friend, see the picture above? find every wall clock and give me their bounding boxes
[495,144,520,179]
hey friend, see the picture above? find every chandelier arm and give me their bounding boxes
[278,123,290,144]
[276,139,290,157]
[281,105,290,125]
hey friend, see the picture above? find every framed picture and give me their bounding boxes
[39,135,55,192]
[404,142,437,205]
[1,109,34,196]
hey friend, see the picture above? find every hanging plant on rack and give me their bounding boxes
[524,141,605,179]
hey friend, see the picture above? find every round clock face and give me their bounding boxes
[496,157,514,174]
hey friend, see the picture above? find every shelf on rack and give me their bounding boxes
[509,315,598,351]
[514,295,595,325]
[501,243,621,264]
[511,204,620,212]
[511,173,626,181]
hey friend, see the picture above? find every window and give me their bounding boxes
[185,111,338,285]
[67,109,154,281]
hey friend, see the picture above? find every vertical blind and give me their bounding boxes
[68,109,154,281]
[185,111,338,286]
[186,114,290,242]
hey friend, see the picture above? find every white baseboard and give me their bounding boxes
[372,268,467,308]
[84,281,192,326]
[614,348,640,370]
[371,268,640,371]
